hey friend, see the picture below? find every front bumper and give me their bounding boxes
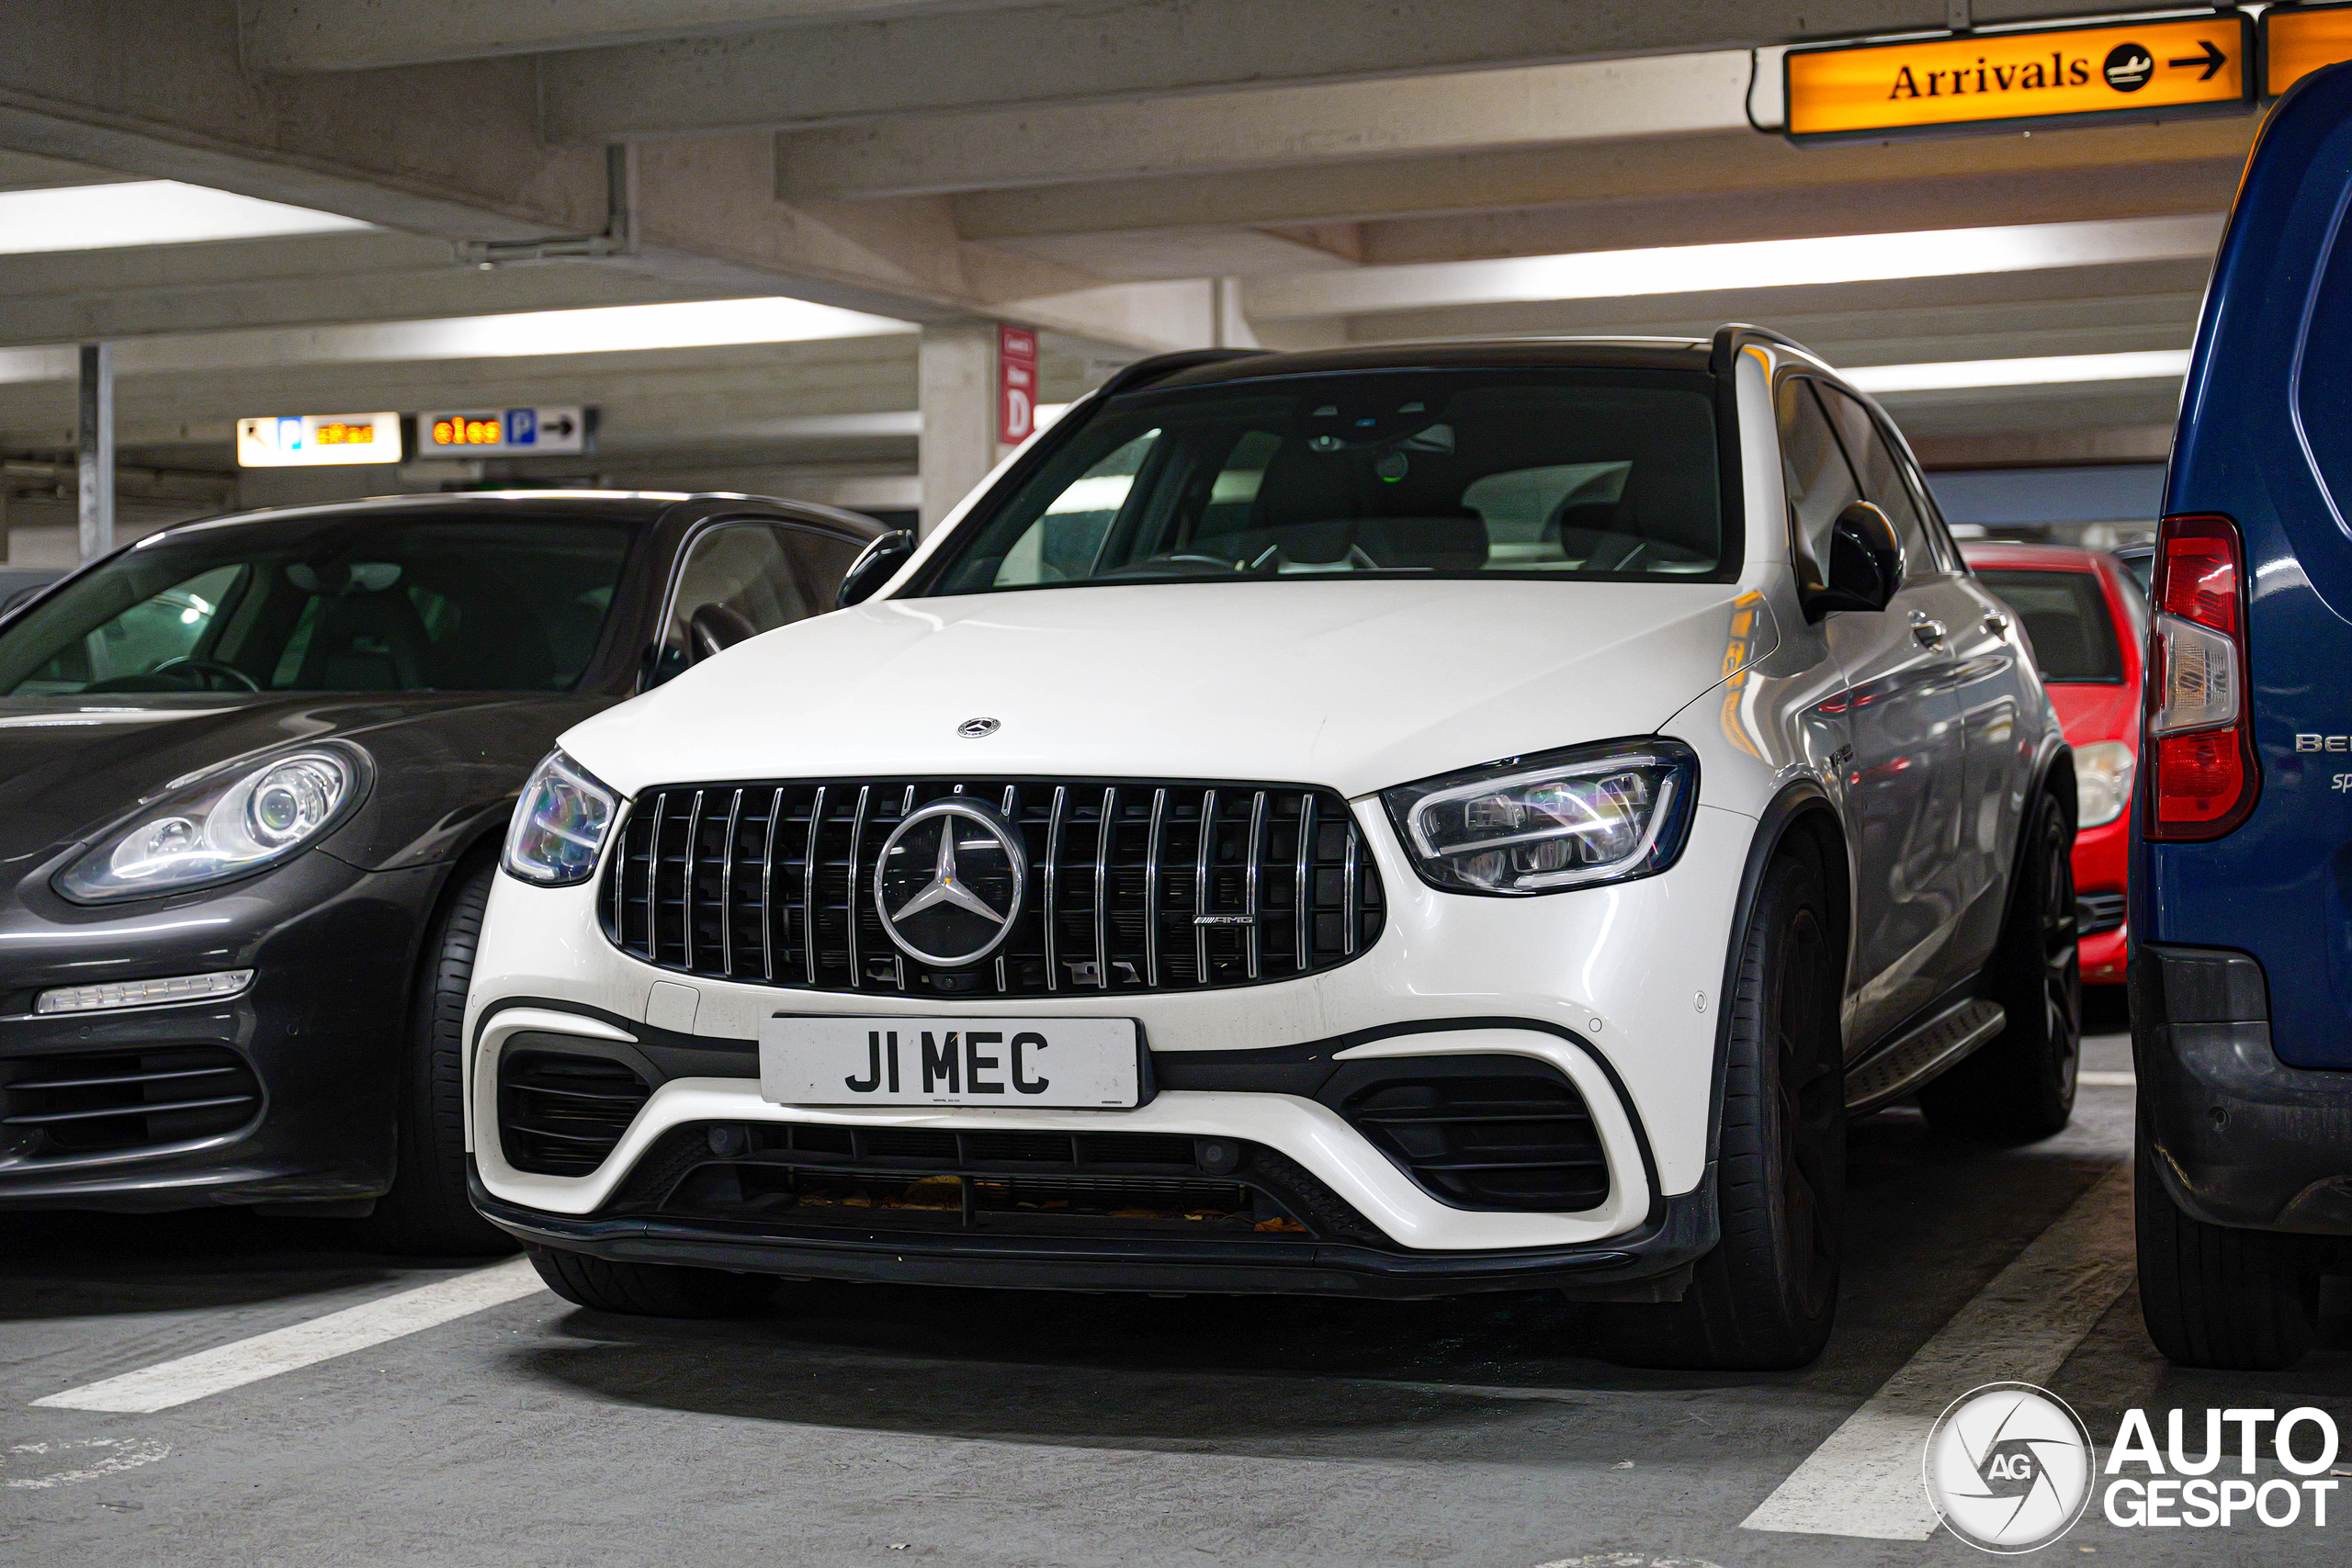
[2132,943,2352,1235]
[465,797,1754,1289]
[2074,812,2129,985]
[473,1164,1713,1300]
[0,852,440,1210]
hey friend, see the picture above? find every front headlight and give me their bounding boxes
[2075,739,2137,829]
[502,750,617,886]
[57,747,363,903]
[1382,738,1699,896]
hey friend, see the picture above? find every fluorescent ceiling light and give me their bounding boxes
[0,180,371,254]
[1845,349,2191,392]
[1248,215,2223,318]
[335,298,912,359]
[0,298,914,386]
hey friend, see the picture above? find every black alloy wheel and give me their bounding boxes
[1920,789,2080,1142]
[1604,840,1846,1370]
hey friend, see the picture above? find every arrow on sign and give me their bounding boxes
[2169,39,2226,81]
[542,414,576,437]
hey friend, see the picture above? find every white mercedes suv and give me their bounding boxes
[466,329,2078,1369]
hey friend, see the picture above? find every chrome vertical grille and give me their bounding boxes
[598,776,1385,998]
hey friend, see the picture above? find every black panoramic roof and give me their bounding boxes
[1147,337,1715,393]
[147,489,880,546]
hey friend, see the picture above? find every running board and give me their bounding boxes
[1844,997,2007,1114]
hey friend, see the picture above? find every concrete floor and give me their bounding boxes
[5,1025,2348,1568]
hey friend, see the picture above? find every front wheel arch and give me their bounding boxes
[1704,785,1853,1167]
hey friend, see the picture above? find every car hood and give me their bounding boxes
[0,692,590,873]
[563,580,1774,799]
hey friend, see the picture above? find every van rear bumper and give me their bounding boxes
[2132,944,2352,1235]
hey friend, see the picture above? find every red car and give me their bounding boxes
[1961,541,2146,986]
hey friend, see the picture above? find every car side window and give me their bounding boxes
[1776,378,1862,589]
[1815,382,1938,582]
[781,526,867,605]
[656,522,820,682]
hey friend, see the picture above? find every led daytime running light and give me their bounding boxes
[35,969,254,1014]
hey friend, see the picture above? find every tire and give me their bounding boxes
[363,857,516,1256]
[1604,841,1846,1371]
[1919,787,2080,1143]
[526,1244,781,1319]
[2135,1124,2319,1371]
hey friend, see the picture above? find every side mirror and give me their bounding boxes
[688,602,758,662]
[1803,501,1903,619]
[835,529,917,608]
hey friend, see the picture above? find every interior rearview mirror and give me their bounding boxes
[1802,501,1903,620]
[835,529,917,609]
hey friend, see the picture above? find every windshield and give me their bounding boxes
[1973,568,2125,683]
[0,514,635,696]
[923,367,1728,595]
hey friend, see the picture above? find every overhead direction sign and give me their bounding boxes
[418,405,592,458]
[236,412,401,468]
[1785,14,2252,141]
[2266,5,2352,99]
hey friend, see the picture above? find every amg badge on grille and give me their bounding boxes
[873,798,1027,967]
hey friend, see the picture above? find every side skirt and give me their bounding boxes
[1844,997,2006,1114]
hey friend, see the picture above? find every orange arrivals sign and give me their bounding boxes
[1785,15,2251,141]
[2267,6,2352,99]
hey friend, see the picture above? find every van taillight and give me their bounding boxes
[2146,513,2258,839]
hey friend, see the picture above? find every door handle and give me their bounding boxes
[1911,616,1947,649]
[1983,610,2011,636]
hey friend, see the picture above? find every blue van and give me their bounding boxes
[2136,61,2352,1370]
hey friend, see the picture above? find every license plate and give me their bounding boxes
[758,1016,1144,1108]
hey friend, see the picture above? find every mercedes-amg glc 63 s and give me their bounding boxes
[469,331,2078,1368]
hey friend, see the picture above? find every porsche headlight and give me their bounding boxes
[57,748,362,903]
[502,750,617,886]
[2075,739,2136,829]
[1382,739,1699,896]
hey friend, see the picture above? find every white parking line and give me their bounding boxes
[1739,1159,2136,1540]
[31,1256,547,1414]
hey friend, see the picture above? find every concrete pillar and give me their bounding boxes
[918,320,999,536]
[77,343,115,561]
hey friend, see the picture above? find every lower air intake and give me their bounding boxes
[0,1045,262,1160]
[499,1051,652,1177]
[1339,1062,1609,1212]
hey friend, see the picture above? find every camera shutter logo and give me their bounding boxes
[1924,1382,2096,1553]
[874,799,1026,967]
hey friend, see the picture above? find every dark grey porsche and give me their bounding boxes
[0,491,890,1249]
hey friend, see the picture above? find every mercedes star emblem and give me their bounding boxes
[873,798,1027,967]
[956,716,1001,738]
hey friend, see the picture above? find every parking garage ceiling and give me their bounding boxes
[0,0,2256,498]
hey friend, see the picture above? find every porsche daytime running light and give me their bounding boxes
[1383,739,1699,896]
[2074,740,2137,829]
[502,750,617,886]
[57,749,360,903]
[36,969,255,1014]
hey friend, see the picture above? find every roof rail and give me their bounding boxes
[1092,347,1268,400]
[1708,322,1815,375]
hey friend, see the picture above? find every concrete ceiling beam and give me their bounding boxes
[778,51,1753,200]
[953,118,2256,241]
[0,232,750,345]
[542,0,2098,140]
[242,0,1035,73]
[0,4,1212,354]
